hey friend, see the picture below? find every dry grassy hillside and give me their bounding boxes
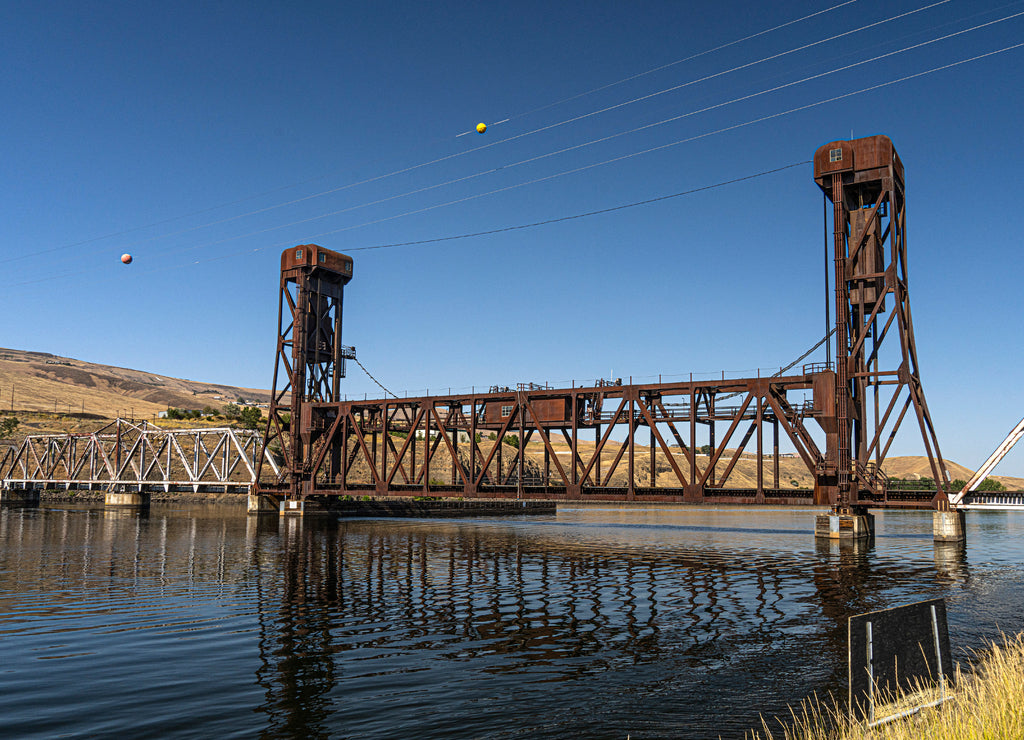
[0,348,269,422]
[883,456,1024,490]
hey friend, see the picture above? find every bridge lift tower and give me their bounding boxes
[812,135,955,535]
[253,245,355,513]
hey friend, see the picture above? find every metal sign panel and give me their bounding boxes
[848,598,952,723]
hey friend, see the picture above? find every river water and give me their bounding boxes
[1,503,1022,739]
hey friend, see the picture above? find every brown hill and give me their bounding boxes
[0,348,269,422]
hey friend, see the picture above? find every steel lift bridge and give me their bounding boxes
[252,135,969,542]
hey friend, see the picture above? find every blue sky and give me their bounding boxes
[2,0,1023,474]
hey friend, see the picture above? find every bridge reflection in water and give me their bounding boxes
[0,505,992,739]
[241,508,972,739]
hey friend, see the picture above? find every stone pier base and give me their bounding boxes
[815,510,875,540]
[277,497,333,516]
[105,491,150,508]
[0,489,40,507]
[933,509,966,543]
[247,493,280,515]
[279,498,305,516]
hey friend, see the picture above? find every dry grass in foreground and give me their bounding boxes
[747,633,1024,740]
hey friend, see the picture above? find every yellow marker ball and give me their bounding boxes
[476,122,487,134]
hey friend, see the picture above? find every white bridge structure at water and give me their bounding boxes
[0,419,279,494]
[949,417,1024,511]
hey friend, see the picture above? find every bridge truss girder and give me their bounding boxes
[256,374,934,507]
[0,419,279,493]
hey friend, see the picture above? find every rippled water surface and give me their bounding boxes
[2,503,1023,739]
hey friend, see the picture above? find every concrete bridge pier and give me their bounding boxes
[933,509,966,543]
[280,497,305,516]
[247,492,281,515]
[104,491,150,508]
[279,497,333,516]
[814,508,875,540]
[247,493,329,516]
[0,488,40,507]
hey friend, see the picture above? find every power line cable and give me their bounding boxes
[8,0,955,268]
[454,0,862,135]
[459,0,950,146]
[297,38,1024,244]
[9,38,1023,288]
[3,1,858,266]
[107,5,1019,264]
[295,7,1024,237]
[345,161,810,251]
[136,0,948,249]
[7,161,801,289]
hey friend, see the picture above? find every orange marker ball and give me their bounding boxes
[476,122,487,134]
[121,253,133,264]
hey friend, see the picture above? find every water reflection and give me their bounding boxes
[934,542,969,584]
[2,504,1023,739]
[244,512,978,738]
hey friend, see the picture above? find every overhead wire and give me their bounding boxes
[453,0,861,135]
[9,36,1024,289]
[283,38,1024,245]
[451,0,950,148]
[344,161,811,251]
[8,161,805,288]
[9,0,960,269]
[138,0,947,248]
[78,5,1022,267]
[278,6,1024,239]
[2,1,860,266]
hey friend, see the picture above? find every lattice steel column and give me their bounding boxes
[257,245,354,502]
[813,136,949,511]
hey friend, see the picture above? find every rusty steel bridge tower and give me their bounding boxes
[254,244,355,512]
[813,135,948,514]
[251,136,959,539]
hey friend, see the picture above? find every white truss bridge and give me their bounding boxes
[0,419,279,494]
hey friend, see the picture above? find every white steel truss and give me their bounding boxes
[0,419,279,493]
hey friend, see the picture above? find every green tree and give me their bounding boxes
[239,406,262,430]
[950,477,1005,492]
[887,476,935,490]
[0,416,19,438]
[223,403,241,419]
[504,434,519,448]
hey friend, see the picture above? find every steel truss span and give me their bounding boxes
[0,420,279,493]
[259,136,949,511]
[257,374,933,508]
